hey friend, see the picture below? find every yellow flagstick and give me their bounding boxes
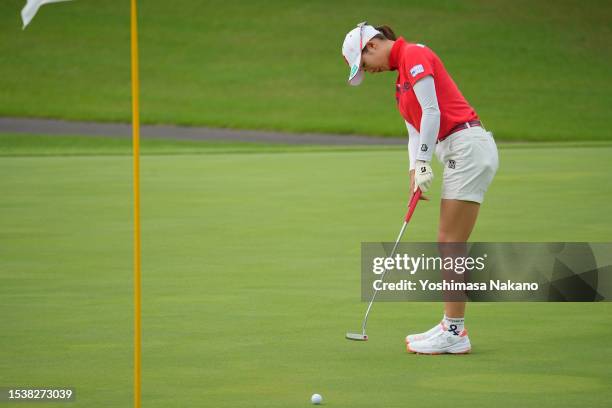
[130,0,142,407]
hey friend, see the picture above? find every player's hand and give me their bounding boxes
[409,169,429,201]
[414,160,434,193]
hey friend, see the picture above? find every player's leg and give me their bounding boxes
[406,199,478,354]
[405,199,479,344]
[438,198,480,319]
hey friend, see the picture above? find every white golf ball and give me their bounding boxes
[311,393,323,405]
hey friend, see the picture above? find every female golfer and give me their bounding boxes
[342,22,499,354]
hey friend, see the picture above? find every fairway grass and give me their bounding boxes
[0,133,402,156]
[1,142,611,407]
[1,0,611,140]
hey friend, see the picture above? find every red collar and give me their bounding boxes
[388,37,406,70]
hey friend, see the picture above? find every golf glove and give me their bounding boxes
[414,160,434,193]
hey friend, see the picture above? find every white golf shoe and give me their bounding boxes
[405,321,444,344]
[406,324,471,355]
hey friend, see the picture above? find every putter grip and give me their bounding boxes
[404,188,422,222]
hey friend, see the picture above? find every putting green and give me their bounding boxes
[1,141,611,407]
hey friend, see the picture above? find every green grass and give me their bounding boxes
[0,133,403,156]
[1,0,611,140]
[1,139,611,407]
[3,133,612,157]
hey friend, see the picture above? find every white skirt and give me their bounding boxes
[435,125,499,204]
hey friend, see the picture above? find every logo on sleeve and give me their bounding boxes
[410,64,424,77]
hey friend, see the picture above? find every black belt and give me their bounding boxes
[439,120,482,142]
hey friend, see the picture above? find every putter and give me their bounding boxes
[346,188,423,341]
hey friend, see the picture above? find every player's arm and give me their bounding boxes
[406,120,419,171]
[406,121,429,201]
[413,75,440,192]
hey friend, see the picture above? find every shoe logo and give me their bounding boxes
[448,160,456,169]
[420,144,428,152]
[448,324,460,336]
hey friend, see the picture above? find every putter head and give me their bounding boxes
[346,332,368,341]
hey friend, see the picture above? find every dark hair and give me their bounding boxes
[374,25,397,41]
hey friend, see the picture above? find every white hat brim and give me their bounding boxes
[348,68,364,86]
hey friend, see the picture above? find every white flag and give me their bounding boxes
[21,0,72,29]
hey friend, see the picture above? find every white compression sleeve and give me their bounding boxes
[413,75,440,162]
[405,121,420,171]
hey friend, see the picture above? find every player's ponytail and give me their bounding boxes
[375,25,397,41]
